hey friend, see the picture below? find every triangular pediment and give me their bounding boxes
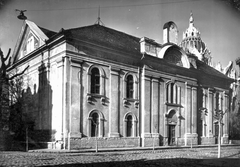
[12,20,51,64]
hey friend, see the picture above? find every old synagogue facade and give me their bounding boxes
[9,13,233,149]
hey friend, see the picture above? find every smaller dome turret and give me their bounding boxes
[180,12,202,53]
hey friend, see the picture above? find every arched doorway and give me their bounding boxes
[167,110,178,145]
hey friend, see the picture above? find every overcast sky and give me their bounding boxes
[0,0,240,69]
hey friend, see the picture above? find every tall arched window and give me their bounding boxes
[123,113,137,137]
[126,115,133,137]
[88,110,105,137]
[166,82,180,104]
[126,75,134,99]
[91,113,99,137]
[91,68,100,94]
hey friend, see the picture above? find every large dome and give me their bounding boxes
[180,12,204,53]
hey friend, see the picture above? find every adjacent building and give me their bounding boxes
[8,13,233,149]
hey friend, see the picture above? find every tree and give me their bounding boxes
[0,48,28,150]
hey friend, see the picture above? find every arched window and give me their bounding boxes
[126,75,134,99]
[91,113,99,137]
[166,82,180,104]
[123,113,137,137]
[126,115,133,137]
[88,110,105,137]
[90,68,100,94]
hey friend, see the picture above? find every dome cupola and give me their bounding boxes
[180,12,204,53]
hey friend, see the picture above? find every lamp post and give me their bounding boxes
[214,109,226,158]
[91,118,99,153]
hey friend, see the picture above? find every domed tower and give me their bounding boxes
[180,12,204,53]
[180,12,212,66]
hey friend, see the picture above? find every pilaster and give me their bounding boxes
[151,78,159,135]
[109,66,120,137]
[69,59,83,138]
[192,86,197,134]
[207,88,213,137]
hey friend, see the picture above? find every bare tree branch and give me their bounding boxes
[3,48,11,62]
[8,65,29,80]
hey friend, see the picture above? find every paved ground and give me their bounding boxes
[0,145,240,167]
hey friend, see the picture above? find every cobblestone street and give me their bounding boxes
[0,145,240,167]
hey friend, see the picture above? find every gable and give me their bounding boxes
[18,28,41,60]
[11,20,55,64]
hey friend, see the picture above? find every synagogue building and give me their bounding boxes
[9,13,234,149]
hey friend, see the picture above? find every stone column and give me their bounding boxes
[109,67,120,137]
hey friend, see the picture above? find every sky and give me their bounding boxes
[0,0,240,69]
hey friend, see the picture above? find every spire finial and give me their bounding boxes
[95,6,105,26]
[189,11,194,24]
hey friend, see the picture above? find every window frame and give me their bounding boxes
[166,82,181,105]
[90,67,100,94]
[87,65,106,104]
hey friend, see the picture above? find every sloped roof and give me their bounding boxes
[196,60,231,80]
[58,24,232,84]
[64,24,140,55]
[39,26,57,38]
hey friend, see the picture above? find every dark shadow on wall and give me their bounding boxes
[9,62,53,151]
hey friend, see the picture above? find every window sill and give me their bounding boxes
[87,93,106,105]
[123,98,139,108]
[165,102,183,108]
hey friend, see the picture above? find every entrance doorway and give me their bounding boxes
[168,125,176,145]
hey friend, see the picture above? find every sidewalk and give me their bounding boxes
[28,143,240,153]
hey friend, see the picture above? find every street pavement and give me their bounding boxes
[0,145,240,167]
